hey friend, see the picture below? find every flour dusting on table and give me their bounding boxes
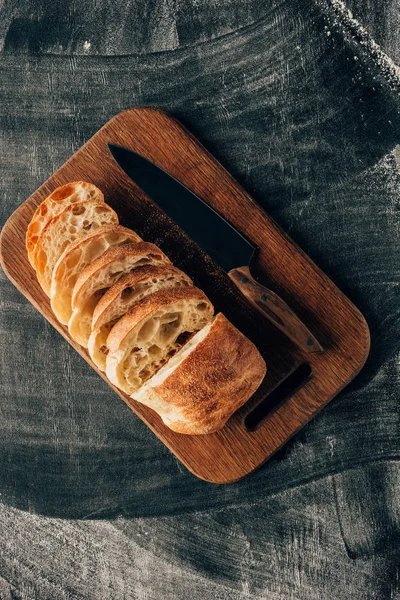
[315,0,400,92]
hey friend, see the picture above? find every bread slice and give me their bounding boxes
[88,265,193,371]
[33,201,118,295]
[68,243,171,347]
[26,182,104,267]
[50,225,142,325]
[106,287,214,395]
[133,313,266,434]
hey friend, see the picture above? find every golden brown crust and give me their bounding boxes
[107,287,212,354]
[92,265,193,328]
[144,313,266,435]
[50,225,143,325]
[71,242,170,306]
[26,182,104,266]
[32,200,118,278]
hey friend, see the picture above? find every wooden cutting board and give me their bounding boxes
[0,107,370,483]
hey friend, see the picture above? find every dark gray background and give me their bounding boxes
[0,0,399,598]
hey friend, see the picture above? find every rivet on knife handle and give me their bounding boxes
[228,266,323,354]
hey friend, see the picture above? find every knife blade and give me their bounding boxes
[108,143,323,353]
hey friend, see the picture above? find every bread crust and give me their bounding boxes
[133,313,266,435]
[26,182,104,266]
[107,287,213,354]
[92,265,193,330]
[88,265,194,370]
[33,200,118,293]
[71,242,170,308]
[50,225,142,325]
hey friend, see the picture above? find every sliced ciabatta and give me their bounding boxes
[50,225,142,325]
[88,265,193,371]
[26,182,104,267]
[133,313,266,434]
[33,201,118,295]
[68,243,171,347]
[106,288,214,395]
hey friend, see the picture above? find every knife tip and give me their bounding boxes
[306,338,324,353]
[107,143,124,162]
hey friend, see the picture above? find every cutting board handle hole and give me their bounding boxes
[245,363,312,431]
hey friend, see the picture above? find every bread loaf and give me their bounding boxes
[106,287,214,395]
[26,182,104,267]
[50,225,142,325]
[88,265,193,371]
[133,313,266,434]
[68,243,171,347]
[25,181,267,437]
[33,201,118,295]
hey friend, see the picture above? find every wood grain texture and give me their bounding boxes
[0,0,399,597]
[0,0,264,56]
[228,265,324,352]
[0,475,399,599]
[0,107,370,483]
[0,0,397,517]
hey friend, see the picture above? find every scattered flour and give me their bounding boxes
[315,0,400,93]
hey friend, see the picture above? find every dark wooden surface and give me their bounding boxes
[0,108,370,482]
[0,0,399,598]
[0,107,370,483]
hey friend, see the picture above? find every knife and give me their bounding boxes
[108,143,323,354]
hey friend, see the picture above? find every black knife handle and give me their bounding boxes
[228,266,323,354]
